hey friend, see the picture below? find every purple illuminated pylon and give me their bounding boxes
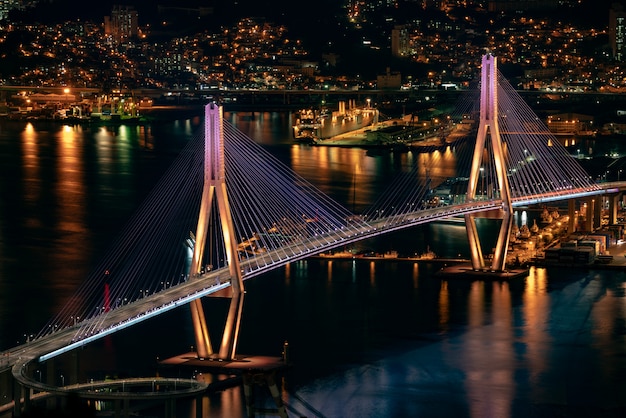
[188,102,245,360]
[464,54,513,272]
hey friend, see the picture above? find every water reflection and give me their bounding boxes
[439,280,449,329]
[21,123,41,207]
[417,147,458,183]
[224,111,294,144]
[272,264,626,417]
[523,268,549,375]
[0,120,178,348]
[285,143,464,213]
[189,374,245,418]
[2,115,626,417]
[463,281,513,418]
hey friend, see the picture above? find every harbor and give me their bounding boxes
[292,100,380,144]
[313,248,458,262]
[310,206,626,275]
[293,102,474,150]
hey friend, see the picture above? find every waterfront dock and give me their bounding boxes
[311,117,472,149]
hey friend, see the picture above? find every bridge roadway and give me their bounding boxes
[0,185,614,395]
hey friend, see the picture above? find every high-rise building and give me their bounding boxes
[0,0,21,21]
[391,25,409,57]
[104,5,139,43]
[610,3,626,61]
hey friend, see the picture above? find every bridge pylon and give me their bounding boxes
[464,54,513,271]
[189,102,245,360]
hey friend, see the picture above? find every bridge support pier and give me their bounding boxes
[568,199,576,234]
[10,379,33,417]
[164,398,176,418]
[46,360,56,411]
[594,197,603,231]
[23,387,31,415]
[608,193,620,225]
[584,196,603,232]
[0,370,11,413]
[584,198,594,232]
[12,381,21,417]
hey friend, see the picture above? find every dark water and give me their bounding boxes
[1,114,626,417]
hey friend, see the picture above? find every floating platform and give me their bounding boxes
[160,352,288,374]
[435,263,529,280]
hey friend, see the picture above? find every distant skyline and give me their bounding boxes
[11,1,343,26]
[10,0,343,49]
[7,0,620,50]
[3,0,625,84]
[12,1,620,49]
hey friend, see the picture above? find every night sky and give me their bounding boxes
[17,1,619,23]
[14,1,342,29]
[11,1,342,52]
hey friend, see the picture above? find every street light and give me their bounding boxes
[60,374,65,387]
[479,167,485,197]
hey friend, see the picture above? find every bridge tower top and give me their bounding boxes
[205,102,226,181]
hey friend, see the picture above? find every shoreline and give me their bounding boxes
[311,251,626,272]
[312,254,468,264]
[0,104,206,125]
[306,117,474,149]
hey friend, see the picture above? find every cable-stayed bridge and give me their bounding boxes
[2,55,622,411]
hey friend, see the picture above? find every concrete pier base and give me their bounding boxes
[435,263,529,280]
[160,353,289,417]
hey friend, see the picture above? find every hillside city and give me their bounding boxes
[0,0,624,96]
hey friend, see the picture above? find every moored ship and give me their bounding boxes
[293,100,378,142]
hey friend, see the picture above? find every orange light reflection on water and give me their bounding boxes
[412,262,419,288]
[439,280,449,330]
[20,123,41,216]
[522,266,550,392]
[57,124,86,234]
[452,279,515,418]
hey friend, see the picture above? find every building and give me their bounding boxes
[546,113,594,135]
[0,0,21,21]
[377,67,401,89]
[609,3,626,61]
[104,5,139,43]
[391,25,409,57]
